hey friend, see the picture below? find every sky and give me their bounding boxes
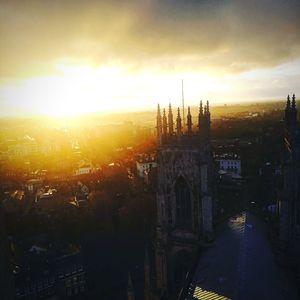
[0,0,300,117]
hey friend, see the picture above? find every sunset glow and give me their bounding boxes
[0,63,236,116]
[1,0,300,116]
[1,2,300,300]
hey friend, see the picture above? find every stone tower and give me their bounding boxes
[280,94,300,249]
[154,102,214,299]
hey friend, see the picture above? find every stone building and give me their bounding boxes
[0,202,15,300]
[150,101,215,299]
[280,94,300,251]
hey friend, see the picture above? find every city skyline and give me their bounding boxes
[1,0,300,116]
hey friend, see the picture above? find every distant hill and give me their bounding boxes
[0,100,293,129]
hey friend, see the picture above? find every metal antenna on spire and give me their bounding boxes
[181,79,185,130]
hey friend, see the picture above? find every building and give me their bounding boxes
[35,187,58,214]
[150,102,215,299]
[136,155,157,179]
[55,251,86,298]
[2,190,26,215]
[26,178,43,193]
[75,160,93,176]
[15,242,86,299]
[7,135,38,158]
[279,94,300,251]
[215,154,241,175]
[217,170,244,217]
[136,154,158,186]
[258,162,280,211]
[214,154,243,217]
[0,202,15,300]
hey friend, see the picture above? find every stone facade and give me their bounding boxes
[154,103,214,299]
[280,94,300,251]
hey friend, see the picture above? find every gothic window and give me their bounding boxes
[175,177,192,229]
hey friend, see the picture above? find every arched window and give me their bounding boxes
[175,177,192,229]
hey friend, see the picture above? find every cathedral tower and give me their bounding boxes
[155,102,214,298]
[280,94,300,249]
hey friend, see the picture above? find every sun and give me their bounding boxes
[1,62,231,118]
[42,64,124,117]
[6,64,125,117]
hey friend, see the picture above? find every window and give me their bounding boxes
[175,177,192,229]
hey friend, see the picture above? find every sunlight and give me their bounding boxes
[193,286,230,300]
[1,62,233,117]
[2,64,125,117]
[47,64,124,116]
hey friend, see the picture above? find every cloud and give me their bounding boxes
[1,0,300,79]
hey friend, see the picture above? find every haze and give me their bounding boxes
[1,0,300,116]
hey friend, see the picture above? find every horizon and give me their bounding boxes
[0,98,290,121]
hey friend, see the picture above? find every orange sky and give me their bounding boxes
[1,0,300,116]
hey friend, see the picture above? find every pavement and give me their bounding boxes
[185,211,299,300]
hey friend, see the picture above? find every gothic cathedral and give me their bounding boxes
[154,102,215,299]
[280,94,300,250]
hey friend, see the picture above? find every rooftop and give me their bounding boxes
[184,212,298,300]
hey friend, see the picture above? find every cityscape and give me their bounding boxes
[1,1,300,300]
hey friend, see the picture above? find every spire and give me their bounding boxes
[156,104,162,139]
[187,106,192,135]
[198,100,203,131]
[127,272,135,300]
[206,101,211,139]
[200,100,203,116]
[285,95,290,126]
[182,79,185,130]
[286,94,291,111]
[285,93,297,139]
[292,94,296,110]
[176,107,182,135]
[206,100,210,114]
[201,102,211,140]
[168,103,174,135]
[290,94,297,132]
[162,108,168,136]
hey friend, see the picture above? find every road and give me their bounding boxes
[185,211,299,300]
